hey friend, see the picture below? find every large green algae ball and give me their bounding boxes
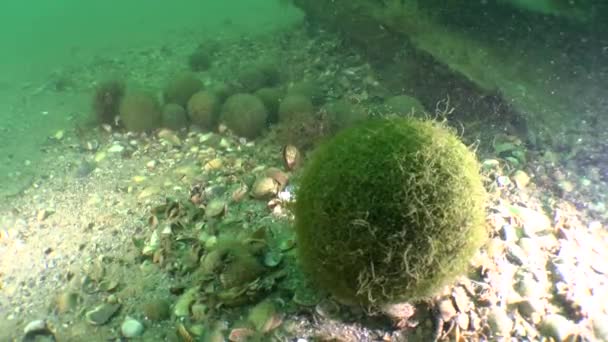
[119,91,162,132]
[294,117,487,305]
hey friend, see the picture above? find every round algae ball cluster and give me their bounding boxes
[294,117,487,305]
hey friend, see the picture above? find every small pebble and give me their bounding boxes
[23,320,47,334]
[500,224,518,242]
[517,298,544,322]
[437,298,457,322]
[511,170,530,188]
[85,303,121,325]
[505,243,527,266]
[515,274,540,298]
[108,144,124,153]
[37,209,55,222]
[121,317,144,338]
[496,175,511,187]
[558,180,574,193]
[205,198,227,218]
[540,314,574,341]
[592,315,608,341]
[487,306,513,337]
[251,177,278,199]
[263,250,283,268]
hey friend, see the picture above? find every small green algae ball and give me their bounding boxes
[119,91,162,132]
[142,299,171,321]
[163,72,203,107]
[187,90,220,130]
[295,117,487,306]
[220,93,268,139]
[237,62,280,93]
[278,94,314,124]
[161,103,189,130]
[255,87,285,124]
[324,99,368,133]
[288,79,324,105]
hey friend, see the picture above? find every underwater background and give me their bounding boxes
[0,0,607,341]
[0,0,301,199]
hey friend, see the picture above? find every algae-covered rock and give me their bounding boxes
[295,117,487,305]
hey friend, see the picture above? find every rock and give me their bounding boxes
[37,209,55,222]
[512,206,551,237]
[23,320,47,334]
[511,170,531,188]
[500,224,519,242]
[190,324,206,336]
[265,167,289,191]
[469,310,482,331]
[191,303,208,321]
[138,185,161,200]
[108,144,125,153]
[496,175,511,187]
[158,129,182,146]
[231,184,248,202]
[75,160,96,178]
[282,144,301,171]
[517,298,544,322]
[248,300,283,333]
[229,327,256,342]
[487,306,513,337]
[263,250,283,268]
[381,302,416,325]
[592,315,608,341]
[558,180,575,193]
[456,313,469,330]
[94,151,107,162]
[451,286,471,313]
[22,320,55,342]
[251,177,278,199]
[205,198,227,218]
[482,159,500,170]
[437,298,457,321]
[315,299,341,320]
[539,314,575,341]
[55,291,80,314]
[121,317,144,338]
[505,243,527,266]
[85,303,121,325]
[204,158,223,171]
[174,286,199,317]
[142,299,171,321]
[515,274,541,298]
